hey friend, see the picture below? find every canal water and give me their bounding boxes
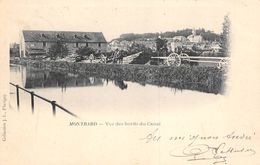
[10,64,223,119]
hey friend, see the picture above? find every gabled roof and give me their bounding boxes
[22,30,107,43]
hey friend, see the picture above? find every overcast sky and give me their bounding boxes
[2,0,231,42]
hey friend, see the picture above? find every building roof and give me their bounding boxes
[22,30,107,43]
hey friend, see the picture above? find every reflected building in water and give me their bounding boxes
[10,64,27,87]
[11,65,220,94]
[24,67,104,89]
[20,66,128,91]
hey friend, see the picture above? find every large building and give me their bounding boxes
[20,30,108,57]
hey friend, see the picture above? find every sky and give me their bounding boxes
[1,0,231,42]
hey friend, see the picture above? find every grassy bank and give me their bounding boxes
[12,59,226,94]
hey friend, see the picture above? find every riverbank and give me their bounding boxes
[10,59,226,94]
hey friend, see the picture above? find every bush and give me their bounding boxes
[130,52,156,64]
[48,41,69,60]
[24,60,225,94]
[76,46,95,57]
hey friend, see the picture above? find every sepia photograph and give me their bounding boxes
[9,3,230,119]
[1,0,260,165]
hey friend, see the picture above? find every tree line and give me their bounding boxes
[118,28,221,42]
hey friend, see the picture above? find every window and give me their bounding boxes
[84,35,91,40]
[76,42,79,47]
[86,42,88,47]
[56,33,64,39]
[43,42,46,48]
[98,43,101,47]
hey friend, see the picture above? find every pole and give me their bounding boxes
[51,101,56,116]
[30,92,34,114]
[16,85,19,110]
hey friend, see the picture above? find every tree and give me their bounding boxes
[127,42,153,55]
[76,46,95,56]
[10,43,20,57]
[117,29,220,42]
[220,15,231,57]
[48,41,69,60]
[156,38,168,56]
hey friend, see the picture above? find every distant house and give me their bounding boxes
[172,36,187,42]
[20,30,107,57]
[108,40,132,51]
[187,35,203,43]
[210,42,222,52]
[183,42,195,50]
[134,39,157,51]
[165,37,186,52]
[108,39,156,52]
[169,41,183,52]
[120,40,133,51]
[187,29,203,43]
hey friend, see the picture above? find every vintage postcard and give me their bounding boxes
[0,0,260,164]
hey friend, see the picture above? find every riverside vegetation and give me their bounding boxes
[11,59,226,94]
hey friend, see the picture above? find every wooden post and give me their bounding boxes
[16,85,19,110]
[51,101,56,116]
[30,92,34,114]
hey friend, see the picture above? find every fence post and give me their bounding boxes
[16,85,19,110]
[30,92,34,114]
[51,101,56,116]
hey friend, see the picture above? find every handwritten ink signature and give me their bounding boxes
[169,143,256,164]
[139,128,161,143]
[140,129,256,164]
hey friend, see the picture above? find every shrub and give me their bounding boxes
[76,46,95,57]
[48,41,69,60]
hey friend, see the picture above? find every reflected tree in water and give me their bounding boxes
[114,80,128,90]
[23,65,222,94]
[25,67,105,90]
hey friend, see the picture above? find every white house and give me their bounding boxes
[187,29,203,43]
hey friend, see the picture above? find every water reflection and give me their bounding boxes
[17,66,130,91]
[10,64,223,119]
[10,64,26,87]
[10,64,222,94]
[114,80,128,90]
